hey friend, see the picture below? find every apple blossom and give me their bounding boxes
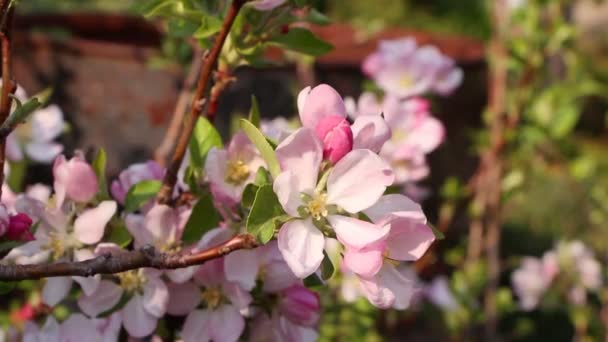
[278,285,320,327]
[53,153,99,206]
[512,256,555,311]
[206,132,266,204]
[273,127,393,278]
[111,160,163,204]
[61,313,121,342]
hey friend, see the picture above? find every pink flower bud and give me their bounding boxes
[279,285,320,327]
[53,154,98,206]
[314,115,353,164]
[0,204,9,236]
[6,213,34,241]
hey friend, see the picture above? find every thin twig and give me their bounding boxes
[0,234,258,281]
[0,0,14,198]
[156,0,248,204]
[154,48,204,167]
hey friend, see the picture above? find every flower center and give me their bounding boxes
[398,73,413,88]
[118,270,146,293]
[156,239,181,254]
[305,193,328,221]
[46,231,81,260]
[202,287,222,309]
[225,159,250,185]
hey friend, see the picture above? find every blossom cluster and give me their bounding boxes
[511,240,602,310]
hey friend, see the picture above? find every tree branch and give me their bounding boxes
[0,234,258,281]
[156,0,248,204]
[0,0,14,198]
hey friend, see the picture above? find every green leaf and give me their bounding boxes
[253,167,271,186]
[1,88,52,132]
[6,159,26,193]
[168,18,199,38]
[107,222,132,248]
[321,251,336,280]
[0,240,24,254]
[241,183,258,208]
[246,185,286,243]
[182,194,221,244]
[193,15,223,39]
[0,281,15,294]
[303,273,323,288]
[249,95,261,128]
[429,224,445,240]
[239,119,280,178]
[124,180,162,212]
[189,117,222,170]
[269,28,333,57]
[92,148,109,199]
[305,8,331,25]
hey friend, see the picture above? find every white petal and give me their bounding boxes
[122,294,158,338]
[25,142,63,163]
[72,249,100,296]
[166,281,201,316]
[273,170,303,217]
[364,194,427,224]
[297,86,311,116]
[275,127,322,190]
[327,149,394,213]
[74,201,117,245]
[224,249,259,291]
[351,115,391,152]
[209,304,246,342]
[277,219,325,278]
[328,215,390,250]
[142,275,169,318]
[181,310,211,342]
[78,280,123,318]
[42,276,73,307]
[61,314,101,341]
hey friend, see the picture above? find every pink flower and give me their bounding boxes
[125,204,194,283]
[53,153,98,207]
[261,117,294,143]
[279,285,320,327]
[297,84,354,164]
[357,263,417,310]
[61,313,121,342]
[206,132,266,204]
[363,38,463,98]
[248,0,286,11]
[224,240,299,292]
[111,160,163,204]
[249,311,318,342]
[178,228,251,342]
[273,128,393,278]
[512,256,554,311]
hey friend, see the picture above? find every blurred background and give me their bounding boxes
[8,0,608,340]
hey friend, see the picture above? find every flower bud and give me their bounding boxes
[279,285,320,327]
[314,115,353,164]
[6,213,34,241]
[53,153,98,205]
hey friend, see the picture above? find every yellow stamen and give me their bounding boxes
[117,270,146,293]
[305,193,328,221]
[225,159,250,185]
[202,287,222,309]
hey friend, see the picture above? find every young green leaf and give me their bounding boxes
[239,119,280,178]
[182,194,221,244]
[269,28,333,57]
[246,185,286,243]
[92,148,109,199]
[124,180,162,212]
[0,281,15,295]
[193,15,223,39]
[107,221,133,248]
[429,224,445,240]
[189,117,222,170]
[321,251,336,280]
[249,95,261,128]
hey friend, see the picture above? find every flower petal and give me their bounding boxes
[166,281,202,316]
[327,149,394,213]
[74,201,116,245]
[386,219,435,261]
[72,249,100,296]
[297,86,311,116]
[351,115,391,153]
[224,249,259,291]
[181,310,211,342]
[343,246,384,278]
[275,127,322,191]
[299,84,347,128]
[143,204,179,245]
[142,275,169,318]
[363,194,426,224]
[359,263,415,310]
[61,314,101,341]
[42,276,73,307]
[328,215,389,250]
[122,294,158,338]
[25,142,63,163]
[209,304,246,342]
[78,280,123,318]
[277,219,325,278]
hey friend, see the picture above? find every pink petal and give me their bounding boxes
[142,275,169,318]
[122,294,158,338]
[166,267,195,284]
[299,84,347,128]
[181,310,211,342]
[351,115,391,153]
[124,214,147,249]
[196,227,233,251]
[206,148,242,203]
[61,314,101,341]
[326,149,394,213]
[143,204,179,246]
[25,142,63,163]
[224,249,259,291]
[78,280,123,318]
[275,127,322,192]
[72,249,100,296]
[386,219,435,261]
[297,86,311,116]
[359,263,415,310]
[277,219,325,278]
[407,115,445,154]
[364,194,426,224]
[73,201,116,245]
[42,276,72,307]
[209,304,246,342]
[166,281,201,316]
[222,282,253,312]
[328,215,389,250]
[5,134,23,161]
[343,246,384,278]
[273,170,303,217]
